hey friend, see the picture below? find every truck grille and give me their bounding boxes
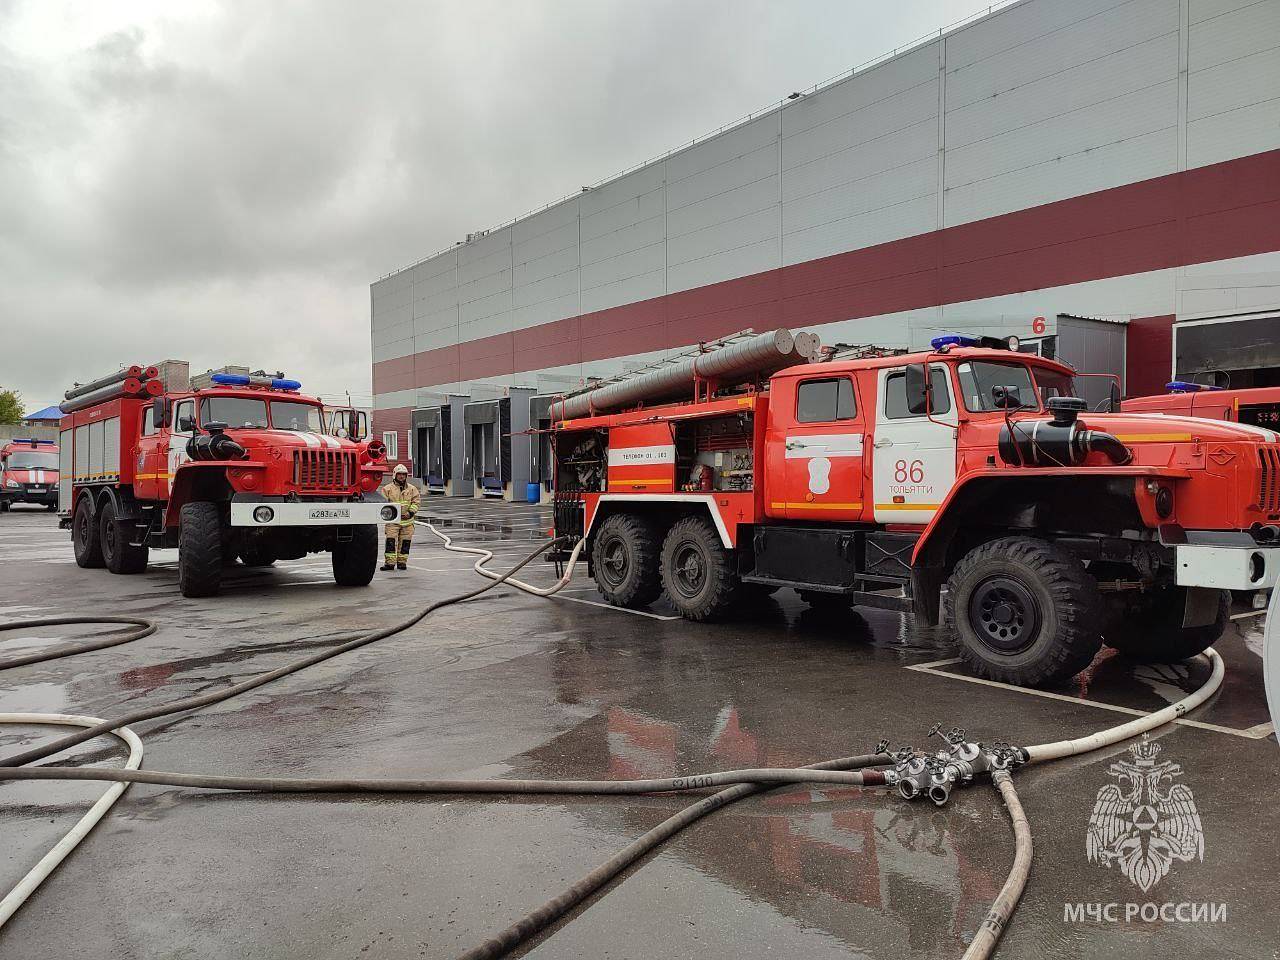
[1260,446,1280,514]
[293,450,356,491]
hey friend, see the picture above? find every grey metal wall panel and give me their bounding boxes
[371,0,1279,403]
[783,43,937,137]
[1185,0,1280,167]
[945,0,1130,69]
[945,31,1179,151]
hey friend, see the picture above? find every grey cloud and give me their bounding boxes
[0,0,990,409]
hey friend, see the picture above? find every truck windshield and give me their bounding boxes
[200,397,268,428]
[7,452,58,469]
[956,361,1037,411]
[271,401,324,432]
[1033,368,1077,404]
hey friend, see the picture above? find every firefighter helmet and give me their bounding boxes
[393,463,409,476]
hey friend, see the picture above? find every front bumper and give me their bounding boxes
[1176,544,1279,590]
[2,486,57,505]
[230,500,401,527]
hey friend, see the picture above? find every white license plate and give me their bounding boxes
[308,507,351,520]
[28,487,44,493]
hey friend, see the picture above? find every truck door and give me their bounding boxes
[135,403,164,500]
[777,374,865,521]
[872,365,957,525]
[165,398,195,496]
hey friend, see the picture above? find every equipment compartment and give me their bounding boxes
[674,412,754,492]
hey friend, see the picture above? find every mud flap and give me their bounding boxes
[1182,586,1221,629]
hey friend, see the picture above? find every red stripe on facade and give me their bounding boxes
[1125,314,1175,398]
[375,148,1280,395]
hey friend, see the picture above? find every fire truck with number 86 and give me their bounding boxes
[550,329,1280,687]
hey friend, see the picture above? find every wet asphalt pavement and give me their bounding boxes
[0,500,1275,959]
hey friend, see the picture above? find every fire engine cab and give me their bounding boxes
[0,438,59,512]
[57,363,397,597]
[551,330,1280,687]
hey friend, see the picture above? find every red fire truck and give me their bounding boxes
[1122,380,1280,429]
[550,330,1280,687]
[0,438,59,511]
[58,363,397,597]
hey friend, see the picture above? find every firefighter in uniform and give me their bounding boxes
[380,464,420,571]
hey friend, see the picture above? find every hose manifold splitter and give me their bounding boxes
[878,724,1029,806]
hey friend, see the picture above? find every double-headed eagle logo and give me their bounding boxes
[1085,736,1204,892]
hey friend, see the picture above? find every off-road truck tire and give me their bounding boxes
[332,525,379,586]
[179,501,224,598]
[72,494,104,568]
[1107,588,1229,663]
[99,498,148,574]
[591,512,663,608]
[660,515,740,622]
[945,536,1104,687]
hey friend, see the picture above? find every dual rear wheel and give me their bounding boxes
[591,513,740,621]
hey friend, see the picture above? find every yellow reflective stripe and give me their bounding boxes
[609,478,672,487]
[1113,433,1193,442]
[875,502,942,511]
[771,501,862,510]
[135,472,171,480]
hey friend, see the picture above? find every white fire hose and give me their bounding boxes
[0,522,1236,960]
[0,713,143,928]
[417,520,1229,959]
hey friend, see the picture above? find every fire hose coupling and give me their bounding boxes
[877,724,1029,806]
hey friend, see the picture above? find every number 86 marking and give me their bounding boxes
[894,459,924,483]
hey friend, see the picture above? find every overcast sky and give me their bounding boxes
[0,0,994,410]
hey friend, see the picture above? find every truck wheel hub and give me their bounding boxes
[673,545,705,594]
[600,537,628,586]
[970,578,1039,653]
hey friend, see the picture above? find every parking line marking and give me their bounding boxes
[905,657,1274,741]
[1230,610,1266,621]
[553,594,681,620]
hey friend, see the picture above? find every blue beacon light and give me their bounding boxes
[210,373,252,386]
[930,334,980,350]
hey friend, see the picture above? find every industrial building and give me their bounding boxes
[371,0,1280,474]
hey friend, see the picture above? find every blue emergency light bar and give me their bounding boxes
[10,438,54,445]
[209,372,302,391]
[931,334,980,350]
[1166,381,1224,393]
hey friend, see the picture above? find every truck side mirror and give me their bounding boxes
[904,363,930,415]
[153,397,168,428]
[992,385,1023,409]
[1109,382,1121,413]
[179,415,196,432]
